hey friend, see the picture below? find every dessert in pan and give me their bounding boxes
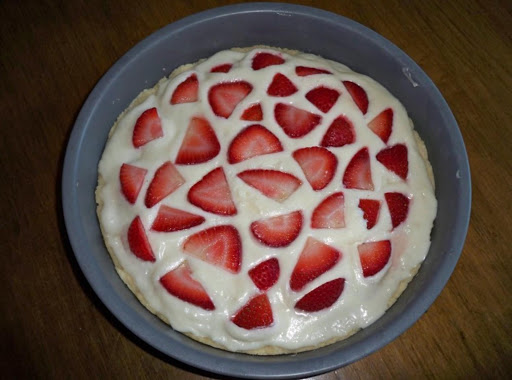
[96,46,437,354]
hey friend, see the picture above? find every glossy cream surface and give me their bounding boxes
[97,47,437,352]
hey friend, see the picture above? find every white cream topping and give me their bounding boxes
[97,47,437,352]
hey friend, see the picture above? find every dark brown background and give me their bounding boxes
[2,0,511,378]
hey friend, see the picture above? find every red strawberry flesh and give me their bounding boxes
[292,147,338,191]
[385,192,410,229]
[250,210,303,248]
[248,258,280,291]
[321,115,355,148]
[237,169,302,202]
[240,103,263,121]
[274,103,322,138]
[368,108,393,143]
[358,199,381,229]
[175,116,220,165]
[342,147,374,190]
[132,107,163,148]
[120,163,147,204]
[127,216,155,262]
[295,66,331,76]
[290,237,341,291]
[210,63,232,73]
[182,225,242,273]
[231,293,274,330]
[305,86,340,113]
[343,81,369,114]
[358,240,392,277]
[267,73,298,97]
[151,205,205,232]
[160,261,215,310]
[376,143,409,180]
[295,278,345,312]
[228,124,283,164]
[188,167,237,215]
[145,161,185,208]
[311,192,345,229]
[170,74,199,104]
[208,81,253,118]
[252,52,285,70]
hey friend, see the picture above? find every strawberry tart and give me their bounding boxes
[96,46,437,354]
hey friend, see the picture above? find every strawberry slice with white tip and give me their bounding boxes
[311,192,345,229]
[320,115,355,148]
[274,103,322,138]
[385,192,410,229]
[267,73,298,97]
[368,108,393,143]
[295,278,345,312]
[120,163,147,204]
[250,210,303,248]
[358,199,381,229]
[160,261,215,310]
[295,66,331,76]
[175,116,220,165]
[376,143,409,180]
[208,81,253,118]
[237,169,302,202]
[127,216,155,262]
[248,258,280,291]
[188,167,237,215]
[170,74,199,104]
[252,52,285,70]
[292,147,338,191]
[342,147,374,190]
[358,240,391,277]
[228,124,283,164]
[151,205,205,232]
[182,225,242,273]
[290,237,341,291]
[240,103,263,121]
[231,293,274,330]
[145,161,185,208]
[132,107,163,148]
[305,86,340,113]
[343,81,369,115]
[210,63,232,73]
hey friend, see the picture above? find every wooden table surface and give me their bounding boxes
[2,0,511,378]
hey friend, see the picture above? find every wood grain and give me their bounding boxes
[1,0,511,378]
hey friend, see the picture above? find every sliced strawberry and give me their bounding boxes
[305,86,340,113]
[252,52,285,70]
[120,163,147,204]
[127,216,155,262]
[358,199,381,229]
[227,124,283,164]
[342,147,374,190]
[132,107,163,148]
[343,81,369,115]
[274,103,322,138]
[182,225,242,273]
[358,240,391,277]
[250,211,303,248]
[292,147,338,191]
[210,63,232,73]
[187,167,237,215]
[231,293,273,330]
[145,161,185,208]
[237,169,302,202]
[311,192,345,229]
[170,74,198,104]
[385,192,410,229]
[208,81,253,118]
[151,205,205,232]
[368,108,393,143]
[320,115,355,148]
[175,116,220,165]
[248,258,280,291]
[376,143,409,180]
[240,103,263,121]
[290,237,341,291]
[295,66,331,76]
[267,73,298,97]
[160,261,215,310]
[295,278,345,312]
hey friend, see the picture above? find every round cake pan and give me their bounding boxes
[62,3,471,379]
